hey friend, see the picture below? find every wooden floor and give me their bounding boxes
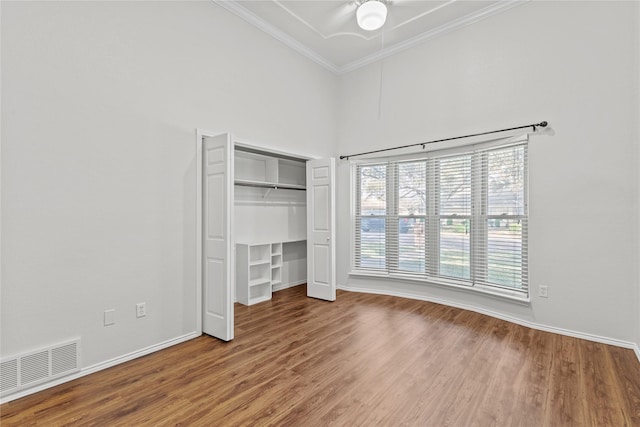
[2,285,640,426]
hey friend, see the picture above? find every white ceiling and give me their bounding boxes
[216,0,527,74]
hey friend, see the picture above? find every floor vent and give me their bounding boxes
[1,339,80,397]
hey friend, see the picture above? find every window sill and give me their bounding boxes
[347,270,531,305]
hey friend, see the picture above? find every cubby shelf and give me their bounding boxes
[236,243,272,305]
[270,243,282,288]
[236,239,305,306]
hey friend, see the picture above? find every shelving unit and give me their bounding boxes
[236,243,272,305]
[271,243,282,290]
[235,239,307,306]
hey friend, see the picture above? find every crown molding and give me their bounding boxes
[214,0,340,74]
[214,0,529,75]
[339,0,529,74]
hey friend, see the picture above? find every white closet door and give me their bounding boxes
[306,158,336,301]
[202,133,234,341]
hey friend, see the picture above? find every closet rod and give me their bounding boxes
[339,121,548,160]
[234,181,306,191]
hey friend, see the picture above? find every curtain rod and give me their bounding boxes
[339,121,548,160]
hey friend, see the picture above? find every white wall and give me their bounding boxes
[336,1,639,345]
[1,0,336,374]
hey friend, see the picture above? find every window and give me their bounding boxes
[353,139,528,298]
[355,164,387,269]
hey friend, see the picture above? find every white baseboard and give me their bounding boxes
[0,331,200,404]
[634,343,640,364]
[273,280,305,292]
[338,284,639,354]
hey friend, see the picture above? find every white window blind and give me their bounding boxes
[353,138,529,297]
[355,163,387,270]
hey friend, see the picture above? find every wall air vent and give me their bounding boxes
[20,351,49,385]
[0,359,19,393]
[0,338,80,398]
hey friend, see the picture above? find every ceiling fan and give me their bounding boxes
[323,0,432,36]
[355,0,389,31]
[269,0,437,42]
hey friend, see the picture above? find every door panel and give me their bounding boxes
[313,185,329,230]
[206,259,224,316]
[202,133,234,341]
[207,174,225,239]
[307,158,336,301]
[313,244,330,284]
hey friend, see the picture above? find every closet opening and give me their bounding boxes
[196,130,336,342]
[233,144,309,306]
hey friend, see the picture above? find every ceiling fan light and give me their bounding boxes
[357,0,387,31]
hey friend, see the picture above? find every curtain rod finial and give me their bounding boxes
[540,121,548,127]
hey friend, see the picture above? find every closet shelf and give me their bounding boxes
[249,294,271,305]
[249,278,271,287]
[249,260,270,267]
[235,179,306,191]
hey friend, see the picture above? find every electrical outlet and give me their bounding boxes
[136,302,146,318]
[538,285,548,298]
[104,309,115,326]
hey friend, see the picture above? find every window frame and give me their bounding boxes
[350,136,530,303]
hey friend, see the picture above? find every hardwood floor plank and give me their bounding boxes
[578,340,622,426]
[544,335,588,426]
[2,285,639,426]
[606,343,640,425]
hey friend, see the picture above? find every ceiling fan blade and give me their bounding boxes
[324,1,359,29]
